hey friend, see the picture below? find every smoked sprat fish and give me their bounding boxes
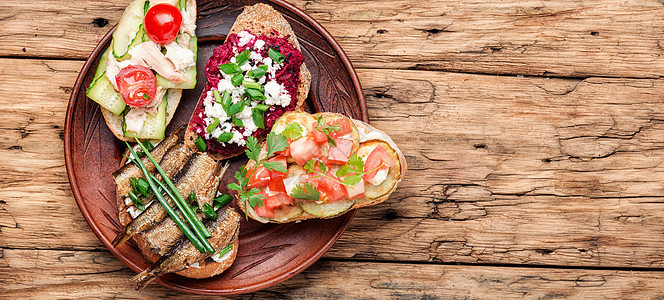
[112,152,217,247]
[130,206,241,290]
[141,161,229,255]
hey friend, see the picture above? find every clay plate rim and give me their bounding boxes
[64,0,367,295]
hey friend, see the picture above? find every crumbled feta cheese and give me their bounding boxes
[229,130,245,146]
[249,51,263,63]
[254,39,265,50]
[263,81,291,107]
[203,98,227,120]
[189,262,201,268]
[237,31,255,46]
[124,197,132,206]
[238,106,258,136]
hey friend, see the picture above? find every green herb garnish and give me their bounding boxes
[252,108,265,129]
[206,118,220,133]
[217,132,233,143]
[228,133,288,218]
[235,49,250,66]
[315,116,341,147]
[201,203,216,219]
[245,88,266,100]
[128,190,145,211]
[219,62,242,75]
[248,65,268,79]
[290,182,320,201]
[282,123,303,140]
[268,48,285,64]
[231,73,244,87]
[213,194,232,210]
[194,136,207,152]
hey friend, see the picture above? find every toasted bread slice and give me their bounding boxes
[100,0,197,142]
[184,3,311,160]
[237,113,406,223]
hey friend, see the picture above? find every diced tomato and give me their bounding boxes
[276,145,290,157]
[363,146,396,182]
[328,138,354,165]
[312,126,328,144]
[253,204,274,218]
[310,173,347,202]
[311,118,354,144]
[267,155,288,176]
[289,137,320,165]
[263,192,293,209]
[247,166,270,189]
[268,175,286,193]
[344,177,365,200]
[328,118,353,138]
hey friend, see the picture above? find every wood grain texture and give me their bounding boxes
[3,248,664,299]
[5,58,664,270]
[4,0,664,78]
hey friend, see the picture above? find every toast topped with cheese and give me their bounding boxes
[185,3,311,160]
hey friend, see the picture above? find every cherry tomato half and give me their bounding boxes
[115,65,156,107]
[144,3,182,45]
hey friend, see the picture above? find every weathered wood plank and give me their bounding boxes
[3,0,664,78]
[4,58,664,268]
[3,248,664,299]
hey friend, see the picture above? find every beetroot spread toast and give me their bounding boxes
[185,3,311,159]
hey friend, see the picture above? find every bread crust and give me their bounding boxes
[184,3,311,160]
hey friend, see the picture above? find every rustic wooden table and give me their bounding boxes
[4,0,664,298]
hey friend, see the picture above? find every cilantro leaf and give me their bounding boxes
[343,174,363,186]
[228,182,241,191]
[318,160,327,173]
[246,188,264,208]
[336,154,364,177]
[263,161,287,173]
[282,123,303,140]
[245,136,260,162]
[315,116,341,147]
[304,159,317,173]
[290,182,320,201]
[266,132,288,157]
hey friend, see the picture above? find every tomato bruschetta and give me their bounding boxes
[236,111,406,223]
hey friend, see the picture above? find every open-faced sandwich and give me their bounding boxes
[233,111,406,223]
[185,3,311,159]
[111,128,241,289]
[86,0,198,141]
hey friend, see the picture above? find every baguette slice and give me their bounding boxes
[184,3,311,160]
[99,0,197,142]
[238,112,406,223]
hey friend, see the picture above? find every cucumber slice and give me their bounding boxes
[92,47,111,82]
[156,35,198,89]
[296,198,356,218]
[124,94,168,140]
[270,205,303,223]
[116,24,147,61]
[85,70,126,115]
[113,0,146,59]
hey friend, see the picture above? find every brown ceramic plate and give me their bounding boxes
[64,0,367,295]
